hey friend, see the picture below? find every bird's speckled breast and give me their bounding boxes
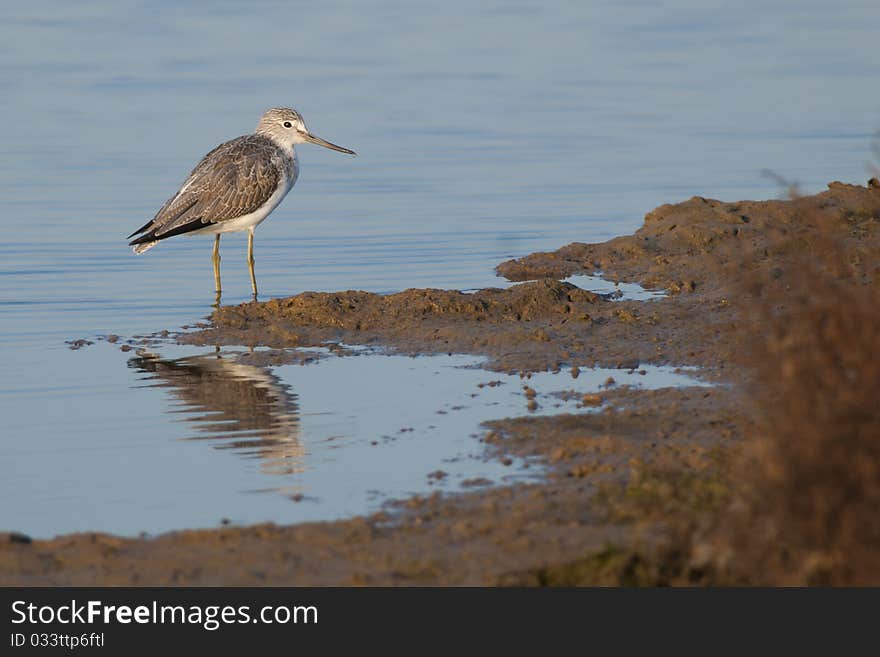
[289,148,300,187]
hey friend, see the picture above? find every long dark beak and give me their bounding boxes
[303,132,357,155]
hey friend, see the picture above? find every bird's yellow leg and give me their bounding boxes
[212,234,222,300]
[248,229,258,299]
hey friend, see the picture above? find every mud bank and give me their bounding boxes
[185,181,879,375]
[3,180,877,585]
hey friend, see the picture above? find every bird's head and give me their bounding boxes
[256,107,356,155]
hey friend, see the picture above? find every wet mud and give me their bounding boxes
[3,180,878,585]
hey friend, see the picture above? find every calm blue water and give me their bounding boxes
[0,1,877,536]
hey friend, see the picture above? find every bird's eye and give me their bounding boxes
[283,121,292,128]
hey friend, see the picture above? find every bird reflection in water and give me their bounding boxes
[129,351,304,478]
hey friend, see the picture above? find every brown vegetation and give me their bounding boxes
[691,194,880,585]
[573,182,880,585]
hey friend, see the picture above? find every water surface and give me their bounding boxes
[2,343,707,537]
[0,1,877,536]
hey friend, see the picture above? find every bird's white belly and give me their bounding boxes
[194,175,294,236]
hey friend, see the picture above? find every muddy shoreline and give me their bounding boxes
[3,180,877,585]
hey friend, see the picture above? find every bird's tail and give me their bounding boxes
[132,241,158,254]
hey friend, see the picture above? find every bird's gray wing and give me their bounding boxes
[130,136,283,240]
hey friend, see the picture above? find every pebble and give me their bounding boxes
[461,477,492,488]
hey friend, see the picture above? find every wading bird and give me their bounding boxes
[128,107,355,300]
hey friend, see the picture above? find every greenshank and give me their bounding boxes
[128,107,356,299]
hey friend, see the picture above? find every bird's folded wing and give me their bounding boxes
[136,136,283,239]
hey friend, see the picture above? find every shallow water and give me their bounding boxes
[461,273,666,301]
[565,274,667,301]
[0,1,877,535]
[2,342,707,538]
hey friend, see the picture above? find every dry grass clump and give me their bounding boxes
[565,182,880,586]
[694,201,880,584]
